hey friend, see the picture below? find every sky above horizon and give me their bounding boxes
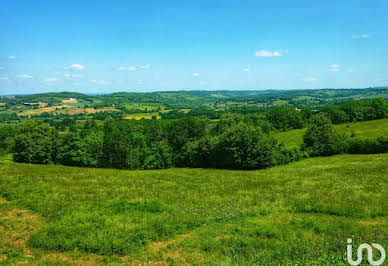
[0,0,388,94]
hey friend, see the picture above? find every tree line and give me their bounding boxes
[0,98,387,170]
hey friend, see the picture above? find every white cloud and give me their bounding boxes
[302,77,317,82]
[64,73,83,78]
[116,66,137,71]
[67,64,84,70]
[116,66,127,71]
[43,78,58,82]
[328,64,340,72]
[0,66,4,70]
[98,80,109,85]
[139,64,151,69]
[254,50,284,57]
[352,34,369,39]
[17,74,33,79]
[8,56,15,60]
[192,72,200,77]
[243,67,250,72]
[91,79,109,85]
[0,77,8,80]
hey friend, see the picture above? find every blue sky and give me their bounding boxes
[0,0,387,94]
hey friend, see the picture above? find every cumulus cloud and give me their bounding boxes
[66,64,84,70]
[352,34,369,39]
[17,74,33,79]
[8,56,16,59]
[64,73,83,78]
[192,72,200,77]
[254,50,284,57]
[243,67,250,72]
[98,80,110,85]
[302,77,317,82]
[139,64,151,69]
[328,64,340,72]
[43,78,58,82]
[91,79,109,85]
[116,66,137,71]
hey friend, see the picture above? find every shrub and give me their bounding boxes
[214,123,280,169]
[12,121,58,164]
[303,113,339,156]
[345,137,388,154]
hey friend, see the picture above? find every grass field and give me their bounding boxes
[275,118,388,149]
[0,153,387,264]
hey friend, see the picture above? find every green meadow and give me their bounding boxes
[0,153,387,264]
[275,118,388,149]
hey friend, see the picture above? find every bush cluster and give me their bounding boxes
[6,116,301,170]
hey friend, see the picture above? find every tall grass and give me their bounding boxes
[0,153,387,264]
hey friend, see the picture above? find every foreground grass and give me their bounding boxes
[275,118,388,149]
[0,154,387,264]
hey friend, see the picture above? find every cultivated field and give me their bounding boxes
[18,105,73,116]
[0,153,387,264]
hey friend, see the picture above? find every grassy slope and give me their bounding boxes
[275,118,388,149]
[0,154,387,264]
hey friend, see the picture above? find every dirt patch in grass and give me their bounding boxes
[359,220,387,226]
[0,200,170,264]
[0,202,101,264]
[149,233,192,252]
[148,232,204,264]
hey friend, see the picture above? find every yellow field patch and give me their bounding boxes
[18,105,72,116]
[66,107,119,115]
[125,113,161,120]
[61,98,78,104]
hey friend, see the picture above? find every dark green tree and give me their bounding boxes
[303,113,339,156]
[12,121,58,164]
